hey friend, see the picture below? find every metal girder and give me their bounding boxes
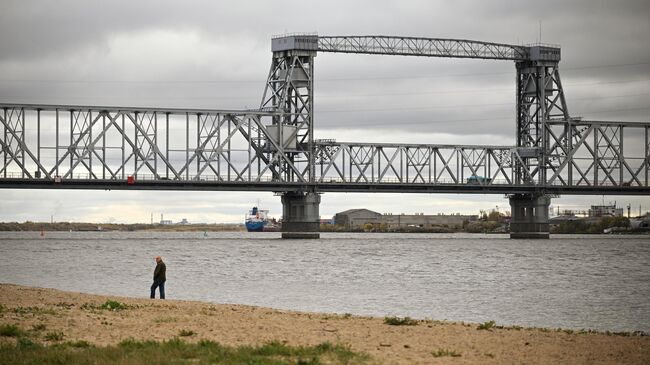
[314,141,515,186]
[1,102,646,195]
[545,120,650,188]
[0,104,308,185]
[316,36,530,60]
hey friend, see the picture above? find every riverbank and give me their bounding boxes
[0,284,647,364]
[0,222,244,232]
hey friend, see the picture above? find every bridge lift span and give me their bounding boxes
[1,34,649,238]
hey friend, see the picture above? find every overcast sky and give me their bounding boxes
[1,0,649,223]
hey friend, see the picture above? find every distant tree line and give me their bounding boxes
[552,216,630,234]
[0,221,245,232]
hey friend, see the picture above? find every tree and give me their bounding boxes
[487,210,502,222]
[363,223,374,232]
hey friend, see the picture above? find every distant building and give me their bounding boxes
[160,220,173,225]
[380,212,477,229]
[334,209,382,229]
[179,218,189,225]
[588,204,623,217]
[334,208,477,230]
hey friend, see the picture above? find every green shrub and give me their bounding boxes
[0,324,22,337]
[477,320,496,330]
[44,331,64,341]
[432,348,461,357]
[100,300,129,311]
[178,329,196,337]
[31,324,47,332]
[17,337,40,350]
[384,316,418,326]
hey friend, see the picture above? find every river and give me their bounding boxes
[0,231,648,332]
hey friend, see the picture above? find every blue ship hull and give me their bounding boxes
[245,220,266,232]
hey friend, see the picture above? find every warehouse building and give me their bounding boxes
[334,208,477,230]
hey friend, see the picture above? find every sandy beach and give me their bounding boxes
[0,283,648,364]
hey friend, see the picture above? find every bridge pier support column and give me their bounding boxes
[509,194,550,239]
[281,192,321,239]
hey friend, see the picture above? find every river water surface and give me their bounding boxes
[0,231,648,332]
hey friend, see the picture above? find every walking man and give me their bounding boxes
[150,256,166,299]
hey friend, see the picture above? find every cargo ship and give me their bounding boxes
[245,206,270,232]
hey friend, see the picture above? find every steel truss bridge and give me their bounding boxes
[2,34,649,237]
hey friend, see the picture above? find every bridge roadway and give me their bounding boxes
[1,175,648,195]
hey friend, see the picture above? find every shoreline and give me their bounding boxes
[1,284,648,364]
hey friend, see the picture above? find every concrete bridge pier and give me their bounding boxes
[509,194,551,239]
[281,192,321,239]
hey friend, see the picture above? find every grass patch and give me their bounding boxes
[384,316,418,326]
[10,306,57,316]
[477,320,496,330]
[100,300,129,311]
[154,316,178,324]
[432,348,461,358]
[17,337,40,350]
[0,324,23,337]
[61,340,93,348]
[31,324,47,332]
[54,302,74,309]
[178,329,196,337]
[81,300,131,311]
[44,331,64,342]
[0,338,370,364]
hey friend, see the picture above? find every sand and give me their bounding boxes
[0,284,648,364]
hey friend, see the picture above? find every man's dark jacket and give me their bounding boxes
[153,261,166,282]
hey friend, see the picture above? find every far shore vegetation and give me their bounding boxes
[322,214,638,235]
[0,222,245,232]
[0,213,642,234]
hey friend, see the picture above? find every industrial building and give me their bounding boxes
[588,204,624,217]
[333,209,382,228]
[334,209,477,230]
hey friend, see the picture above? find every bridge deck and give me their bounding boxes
[1,178,647,195]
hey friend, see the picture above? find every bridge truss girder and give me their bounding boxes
[317,35,529,60]
[2,103,647,195]
[0,104,310,184]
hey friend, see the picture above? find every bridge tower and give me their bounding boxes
[262,35,321,238]
[511,45,565,238]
